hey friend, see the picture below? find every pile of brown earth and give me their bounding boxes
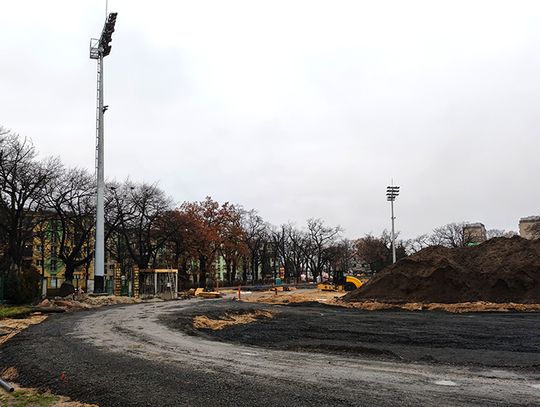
[34,294,142,312]
[344,236,540,304]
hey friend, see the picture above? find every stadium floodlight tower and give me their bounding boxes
[386,183,400,264]
[89,11,118,293]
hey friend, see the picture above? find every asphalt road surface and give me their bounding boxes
[1,300,539,407]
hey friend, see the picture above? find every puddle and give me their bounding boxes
[530,384,540,390]
[434,380,457,386]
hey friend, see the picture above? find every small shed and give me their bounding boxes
[139,269,178,300]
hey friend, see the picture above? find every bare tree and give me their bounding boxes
[429,222,469,248]
[407,233,431,254]
[113,181,174,270]
[354,234,391,273]
[271,223,304,282]
[324,238,355,282]
[0,128,60,273]
[286,224,310,282]
[303,218,342,282]
[241,209,268,283]
[46,167,95,294]
[486,229,519,239]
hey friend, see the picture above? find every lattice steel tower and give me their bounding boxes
[89,12,118,293]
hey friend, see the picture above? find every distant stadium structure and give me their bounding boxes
[519,216,540,240]
[463,223,487,245]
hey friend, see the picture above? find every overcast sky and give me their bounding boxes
[1,0,539,239]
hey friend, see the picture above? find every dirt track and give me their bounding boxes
[1,300,539,407]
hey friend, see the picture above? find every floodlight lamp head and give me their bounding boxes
[386,185,400,199]
[98,12,118,57]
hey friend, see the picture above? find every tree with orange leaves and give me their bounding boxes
[219,205,248,285]
[181,197,227,288]
[161,209,199,288]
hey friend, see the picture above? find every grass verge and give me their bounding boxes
[0,306,32,320]
[0,388,61,407]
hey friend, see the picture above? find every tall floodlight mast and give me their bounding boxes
[89,12,117,293]
[386,183,400,264]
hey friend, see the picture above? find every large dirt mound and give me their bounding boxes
[345,236,540,303]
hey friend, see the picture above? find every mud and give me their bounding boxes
[346,236,540,303]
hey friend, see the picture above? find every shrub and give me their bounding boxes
[4,267,40,304]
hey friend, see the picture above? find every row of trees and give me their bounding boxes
[105,193,349,288]
[0,128,358,298]
[0,127,522,301]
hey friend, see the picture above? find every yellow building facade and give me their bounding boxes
[29,218,95,290]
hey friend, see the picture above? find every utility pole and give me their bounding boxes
[90,12,118,293]
[386,183,400,264]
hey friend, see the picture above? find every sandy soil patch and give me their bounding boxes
[0,314,47,346]
[240,289,345,305]
[193,310,274,330]
[36,294,142,312]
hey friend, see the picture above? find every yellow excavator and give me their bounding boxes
[317,275,364,292]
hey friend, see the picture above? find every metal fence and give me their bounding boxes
[42,276,115,297]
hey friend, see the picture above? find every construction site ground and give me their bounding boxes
[1,299,539,407]
[235,287,540,312]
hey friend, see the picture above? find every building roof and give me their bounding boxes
[519,216,540,223]
[464,223,485,228]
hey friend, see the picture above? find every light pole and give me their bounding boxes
[90,12,118,293]
[386,184,400,264]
